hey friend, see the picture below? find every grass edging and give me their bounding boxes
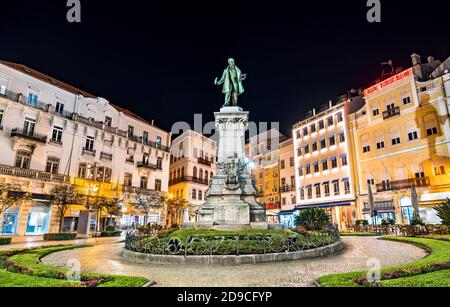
[1,244,150,287]
[316,236,450,287]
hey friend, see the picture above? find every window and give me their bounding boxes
[23,117,36,135]
[331,157,338,169]
[15,150,31,169]
[157,157,162,169]
[336,112,343,123]
[363,145,371,153]
[403,96,411,105]
[434,166,446,176]
[104,116,112,127]
[104,168,112,183]
[127,125,134,138]
[156,136,162,148]
[55,102,64,115]
[300,188,305,200]
[324,183,330,197]
[426,127,438,136]
[329,135,336,146]
[27,92,38,106]
[318,120,325,130]
[303,127,309,137]
[310,124,316,134]
[320,139,326,149]
[45,157,60,174]
[376,141,385,149]
[304,144,310,155]
[307,186,312,199]
[0,79,6,95]
[322,160,328,171]
[199,169,203,180]
[289,157,295,167]
[327,116,334,127]
[96,167,105,182]
[305,164,311,175]
[391,137,401,146]
[408,131,419,141]
[192,189,197,200]
[312,142,318,152]
[140,176,148,189]
[87,164,95,180]
[344,181,351,194]
[341,155,348,166]
[124,173,133,186]
[85,136,95,151]
[155,179,162,191]
[205,172,209,182]
[415,172,425,178]
[313,162,319,173]
[0,109,3,127]
[78,163,87,178]
[51,126,63,144]
[339,133,346,143]
[296,131,301,139]
[198,190,203,201]
[315,185,321,198]
[280,160,285,170]
[298,166,304,177]
[373,108,380,116]
[193,167,198,178]
[333,181,340,196]
[367,178,375,185]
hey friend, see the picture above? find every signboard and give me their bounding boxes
[364,68,413,96]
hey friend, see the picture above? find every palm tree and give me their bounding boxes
[48,184,84,233]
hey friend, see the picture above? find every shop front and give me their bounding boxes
[1,206,21,235]
[26,202,51,235]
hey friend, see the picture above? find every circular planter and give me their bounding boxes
[121,240,344,266]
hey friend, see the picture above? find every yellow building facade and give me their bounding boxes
[349,68,450,224]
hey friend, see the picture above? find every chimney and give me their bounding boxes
[427,56,435,64]
[411,53,422,66]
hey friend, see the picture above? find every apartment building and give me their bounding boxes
[0,60,171,236]
[248,129,287,223]
[292,92,364,229]
[349,54,450,225]
[168,130,216,225]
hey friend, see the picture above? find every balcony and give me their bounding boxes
[100,152,113,161]
[265,202,281,210]
[0,164,70,183]
[383,107,401,120]
[362,201,395,214]
[82,148,96,157]
[279,185,295,193]
[125,157,135,164]
[122,185,159,195]
[10,128,47,144]
[376,177,430,193]
[137,161,162,170]
[197,157,212,167]
[169,176,209,186]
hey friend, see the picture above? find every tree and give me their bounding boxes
[102,198,123,230]
[166,196,190,225]
[130,191,165,225]
[294,208,331,231]
[0,183,30,234]
[434,199,450,225]
[48,184,84,233]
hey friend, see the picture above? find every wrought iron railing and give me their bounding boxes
[137,162,162,170]
[82,148,96,157]
[124,226,340,256]
[169,176,210,186]
[100,152,113,161]
[10,128,47,143]
[197,157,212,167]
[0,164,70,183]
[383,107,401,120]
[122,185,159,195]
[376,177,430,192]
[280,185,296,193]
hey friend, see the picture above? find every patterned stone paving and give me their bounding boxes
[41,237,427,287]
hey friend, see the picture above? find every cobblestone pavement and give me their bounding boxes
[41,237,427,287]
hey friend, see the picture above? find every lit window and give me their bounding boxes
[434,166,446,176]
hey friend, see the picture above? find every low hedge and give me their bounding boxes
[43,233,77,241]
[100,231,122,237]
[0,237,12,245]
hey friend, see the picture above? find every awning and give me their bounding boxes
[278,209,296,215]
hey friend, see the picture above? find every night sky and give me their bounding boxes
[1,0,450,136]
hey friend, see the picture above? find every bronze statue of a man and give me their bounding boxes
[214,58,247,107]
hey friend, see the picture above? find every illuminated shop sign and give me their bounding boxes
[364,68,413,96]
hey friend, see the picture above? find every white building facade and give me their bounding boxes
[0,60,171,236]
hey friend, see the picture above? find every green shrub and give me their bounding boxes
[355,220,369,226]
[0,237,12,245]
[411,216,425,226]
[294,208,331,230]
[100,231,122,237]
[434,199,450,225]
[43,233,77,241]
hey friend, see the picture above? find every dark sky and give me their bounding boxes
[1,0,449,136]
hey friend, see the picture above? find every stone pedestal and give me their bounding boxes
[198,107,266,229]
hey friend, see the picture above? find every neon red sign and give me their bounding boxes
[364,68,413,96]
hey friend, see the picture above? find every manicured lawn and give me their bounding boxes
[317,236,450,287]
[420,234,450,242]
[0,245,149,287]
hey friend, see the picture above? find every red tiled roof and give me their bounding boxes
[0,60,155,127]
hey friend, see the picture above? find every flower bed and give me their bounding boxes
[0,237,12,245]
[43,233,77,241]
